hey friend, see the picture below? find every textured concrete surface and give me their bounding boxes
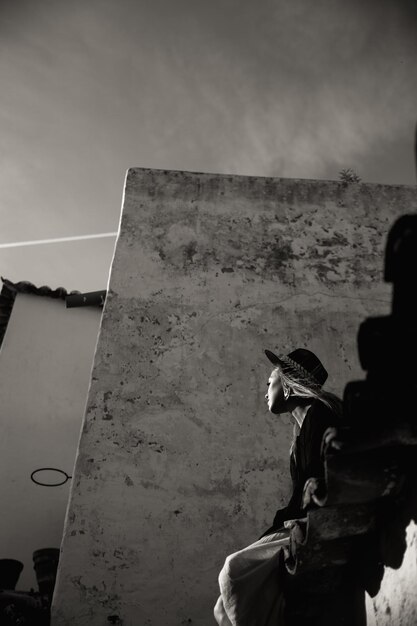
[51,169,417,625]
[366,521,417,626]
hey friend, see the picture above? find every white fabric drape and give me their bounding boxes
[214,531,290,626]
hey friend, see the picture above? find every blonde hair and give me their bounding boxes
[272,366,343,454]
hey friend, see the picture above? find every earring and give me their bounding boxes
[284,387,290,400]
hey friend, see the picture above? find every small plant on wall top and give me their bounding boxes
[338,168,361,183]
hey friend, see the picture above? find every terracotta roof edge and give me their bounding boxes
[0,277,82,300]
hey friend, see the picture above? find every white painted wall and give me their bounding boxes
[0,292,102,591]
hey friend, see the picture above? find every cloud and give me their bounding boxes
[0,0,416,246]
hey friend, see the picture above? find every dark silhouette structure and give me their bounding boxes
[282,214,417,625]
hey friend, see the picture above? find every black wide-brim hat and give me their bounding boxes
[265,348,328,388]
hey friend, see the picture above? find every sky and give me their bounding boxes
[0,0,416,292]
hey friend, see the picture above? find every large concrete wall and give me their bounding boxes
[52,169,417,625]
[0,293,102,591]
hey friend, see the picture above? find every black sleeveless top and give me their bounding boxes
[261,399,338,537]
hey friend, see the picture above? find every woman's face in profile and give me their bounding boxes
[265,369,286,414]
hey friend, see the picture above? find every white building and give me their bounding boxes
[0,277,104,592]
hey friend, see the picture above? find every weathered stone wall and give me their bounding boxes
[51,169,417,625]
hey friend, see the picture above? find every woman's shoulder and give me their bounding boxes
[305,397,341,427]
[297,399,340,450]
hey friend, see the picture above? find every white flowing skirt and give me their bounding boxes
[214,531,290,626]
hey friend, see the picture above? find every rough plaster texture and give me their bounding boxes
[51,169,417,625]
[0,293,101,591]
[366,521,417,626]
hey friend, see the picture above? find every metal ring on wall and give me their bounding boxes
[30,467,72,487]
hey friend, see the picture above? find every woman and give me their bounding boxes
[214,348,342,626]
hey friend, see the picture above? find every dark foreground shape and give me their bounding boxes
[282,215,417,626]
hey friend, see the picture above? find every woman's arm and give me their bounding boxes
[302,403,338,481]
